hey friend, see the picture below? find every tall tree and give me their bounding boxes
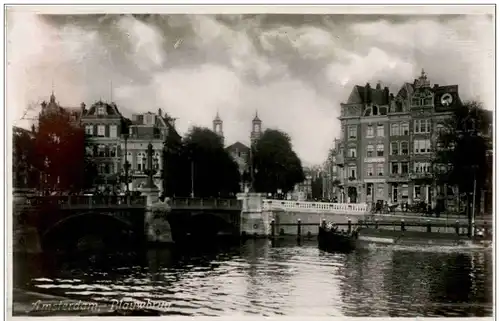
[28,108,96,193]
[433,100,492,233]
[252,129,305,196]
[161,115,184,198]
[177,126,241,198]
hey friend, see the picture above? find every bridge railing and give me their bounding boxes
[21,195,147,209]
[170,197,241,210]
[262,199,368,214]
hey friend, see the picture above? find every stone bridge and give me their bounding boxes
[14,193,371,252]
[14,195,147,252]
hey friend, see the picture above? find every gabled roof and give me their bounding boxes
[346,84,389,105]
[225,141,250,153]
[84,100,123,118]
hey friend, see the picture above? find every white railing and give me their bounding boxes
[262,199,368,214]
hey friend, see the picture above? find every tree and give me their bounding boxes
[433,100,492,234]
[13,127,38,189]
[161,116,184,198]
[252,129,305,196]
[174,126,241,198]
[311,175,323,200]
[29,108,96,193]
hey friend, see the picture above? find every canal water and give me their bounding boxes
[14,239,493,317]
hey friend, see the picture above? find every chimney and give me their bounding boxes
[158,108,162,117]
[376,82,382,90]
[365,83,371,103]
[80,102,86,114]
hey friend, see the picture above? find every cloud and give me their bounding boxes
[6,11,494,166]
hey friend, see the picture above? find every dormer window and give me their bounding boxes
[97,106,105,115]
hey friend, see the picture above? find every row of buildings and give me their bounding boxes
[15,92,270,194]
[322,70,492,213]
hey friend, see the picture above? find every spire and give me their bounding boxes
[416,68,430,88]
[50,79,55,103]
[253,110,261,122]
[214,110,221,122]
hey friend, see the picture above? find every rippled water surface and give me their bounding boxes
[16,239,493,317]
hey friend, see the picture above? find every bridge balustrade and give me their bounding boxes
[170,197,241,210]
[262,199,368,214]
[22,195,147,209]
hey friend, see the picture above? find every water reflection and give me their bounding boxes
[16,240,493,317]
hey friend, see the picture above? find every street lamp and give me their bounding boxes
[143,143,157,189]
[123,133,130,194]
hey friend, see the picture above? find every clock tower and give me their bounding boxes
[213,112,224,146]
[250,111,262,145]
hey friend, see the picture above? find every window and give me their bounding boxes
[367,183,373,197]
[348,166,357,179]
[435,124,445,136]
[401,122,410,135]
[391,162,399,174]
[97,106,105,115]
[391,123,400,136]
[401,162,409,174]
[97,125,106,137]
[414,162,431,173]
[109,125,117,138]
[348,126,357,139]
[377,184,384,198]
[414,139,431,154]
[366,164,374,176]
[332,166,337,174]
[348,148,357,158]
[414,119,431,134]
[137,152,145,171]
[366,125,374,138]
[391,142,399,155]
[402,184,409,198]
[376,144,384,157]
[366,145,374,157]
[414,185,421,199]
[377,124,384,137]
[85,125,93,135]
[401,141,409,155]
[376,164,384,176]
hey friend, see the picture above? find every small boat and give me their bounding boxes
[318,224,359,253]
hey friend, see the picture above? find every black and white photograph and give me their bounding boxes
[7,5,495,318]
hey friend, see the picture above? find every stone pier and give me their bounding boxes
[237,192,271,237]
[141,188,174,244]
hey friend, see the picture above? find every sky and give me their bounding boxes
[6,9,494,166]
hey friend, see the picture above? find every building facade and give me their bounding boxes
[81,100,125,192]
[337,70,465,208]
[121,109,171,192]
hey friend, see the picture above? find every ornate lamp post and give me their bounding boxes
[143,143,157,189]
[123,133,130,194]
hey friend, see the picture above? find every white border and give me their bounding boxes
[2,2,496,321]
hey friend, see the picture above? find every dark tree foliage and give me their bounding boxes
[13,109,96,192]
[433,100,492,222]
[311,176,323,200]
[252,129,305,195]
[161,118,184,197]
[164,126,241,198]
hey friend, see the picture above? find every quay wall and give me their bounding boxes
[270,210,366,236]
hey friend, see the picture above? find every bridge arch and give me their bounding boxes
[189,212,237,238]
[42,212,139,252]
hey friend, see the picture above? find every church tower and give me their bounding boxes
[213,111,224,145]
[250,111,262,145]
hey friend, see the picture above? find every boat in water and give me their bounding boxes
[318,224,359,253]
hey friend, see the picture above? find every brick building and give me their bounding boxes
[336,69,478,209]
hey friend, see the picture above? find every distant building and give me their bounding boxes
[12,126,35,189]
[80,100,126,192]
[121,109,171,192]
